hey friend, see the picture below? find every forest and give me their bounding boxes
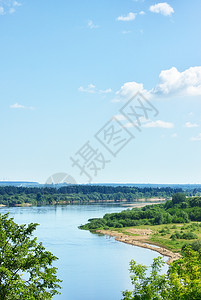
[0,185,193,206]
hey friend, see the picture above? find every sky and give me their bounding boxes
[0,0,201,184]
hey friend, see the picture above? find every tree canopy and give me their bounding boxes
[0,213,61,299]
[80,194,201,230]
[0,185,185,206]
[172,192,186,205]
[122,247,201,300]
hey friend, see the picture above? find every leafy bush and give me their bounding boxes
[159,227,170,236]
[171,231,181,240]
[171,225,177,229]
[171,231,198,240]
[122,247,201,300]
[181,232,198,240]
[182,240,201,252]
[188,240,201,252]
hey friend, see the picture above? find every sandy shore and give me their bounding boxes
[122,202,164,208]
[14,203,32,207]
[96,229,181,264]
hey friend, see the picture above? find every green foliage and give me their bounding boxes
[159,227,170,235]
[1,186,200,207]
[172,193,186,205]
[182,240,201,252]
[122,256,167,300]
[122,247,201,300]
[181,232,198,239]
[0,185,184,206]
[189,197,201,207]
[171,231,198,240]
[81,194,201,230]
[171,225,177,229]
[82,218,107,230]
[0,213,61,299]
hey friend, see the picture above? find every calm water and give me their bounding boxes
[0,204,168,300]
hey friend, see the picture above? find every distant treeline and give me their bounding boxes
[0,185,200,206]
[80,193,201,230]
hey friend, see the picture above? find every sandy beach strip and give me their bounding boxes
[121,199,166,208]
[96,229,181,264]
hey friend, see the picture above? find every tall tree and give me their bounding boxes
[0,213,61,299]
[122,247,201,300]
[172,193,186,205]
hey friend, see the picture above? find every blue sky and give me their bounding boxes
[0,0,201,184]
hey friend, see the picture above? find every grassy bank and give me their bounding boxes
[104,221,201,252]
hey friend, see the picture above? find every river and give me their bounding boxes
[0,204,168,300]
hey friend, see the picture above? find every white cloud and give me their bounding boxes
[153,66,201,96]
[143,120,174,128]
[88,20,99,29]
[121,30,132,34]
[117,12,136,22]
[185,122,199,128]
[0,1,21,15]
[13,1,21,6]
[116,82,150,98]
[10,103,35,110]
[0,6,4,15]
[78,84,96,93]
[115,118,173,129]
[114,82,151,103]
[113,66,201,103]
[9,7,15,13]
[10,103,25,109]
[191,133,201,142]
[88,84,95,89]
[171,133,178,138]
[99,88,112,94]
[149,2,174,16]
[78,84,112,94]
[124,122,136,128]
[113,114,126,121]
[139,11,145,15]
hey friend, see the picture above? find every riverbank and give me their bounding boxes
[96,228,181,264]
[0,200,165,208]
[121,201,164,208]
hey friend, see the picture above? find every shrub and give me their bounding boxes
[171,225,177,229]
[181,232,198,240]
